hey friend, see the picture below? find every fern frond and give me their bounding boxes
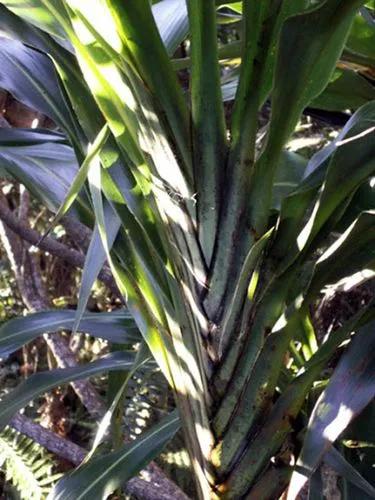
[0,427,60,500]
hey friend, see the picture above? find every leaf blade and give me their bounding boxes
[288,321,375,499]
[49,411,180,500]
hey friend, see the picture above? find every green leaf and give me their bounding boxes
[85,342,151,462]
[87,155,175,386]
[0,139,85,216]
[72,204,121,336]
[104,0,192,179]
[0,3,72,53]
[152,0,188,55]
[0,352,136,430]
[48,411,180,500]
[304,100,375,179]
[217,2,242,14]
[248,0,363,235]
[218,228,274,358]
[42,124,110,238]
[0,309,139,359]
[270,101,375,274]
[288,321,375,499]
[338,177,375,230]
[0,427,59,499]
[346,11,375,65]
[311,68,375,111]
[307,211,375,298]
[222,367,322,497]
[219,300,375,496]
[0,37,83,149]
[205,0,309,317]
[301,295,375,376]
[0,4,104,158]
[187,0,227,261]
[0,0,68,40]
[272,0,363,143]
[297,112,375,253]
[272,151,308,211]
[0,127,66,147]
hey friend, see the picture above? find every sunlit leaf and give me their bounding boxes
[49,411,180,500]
[288,321,375,499]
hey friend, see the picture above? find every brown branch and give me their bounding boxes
[0,197,119,297]
[10,413,86,465]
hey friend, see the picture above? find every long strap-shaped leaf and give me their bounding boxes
[0,352,136,430]
[0,36,83,150]
[324,447,375,498]
[306,211,375,299]
[248,0,365,237]
[0,140,84,216]
[57,1,206,291]
[269,101,375,277]
[287,321,375,499]
[41,123,110,239]
[59,7,210,439]
[48,410,180,500]
[49,1,204,293]
[187,0,227,263]
[153,0,189,56]
[0,309,139,359]
[105,0,192,183]
[219,300,375,496]
[87,154,175,386]
[0,0,68,40]
[83,342,151,464]
[65,8,216,484]
[72,205,121,336]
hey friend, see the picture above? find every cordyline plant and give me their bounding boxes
[0,0,374,498]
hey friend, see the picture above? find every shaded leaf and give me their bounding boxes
[0,127,66,147]
[346,11,375,65]
[0,310,139,359]
[270,102,375,274]
[0,139,83,215]
[0,352,137,430]
[0,37,83,148]
[85,342,151,462]
[43,124,110,238]
[272,151,308,211]
[307,211,375,297]
[324,447,375,498]
[311,68,375,111]
[187,0,227,261]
